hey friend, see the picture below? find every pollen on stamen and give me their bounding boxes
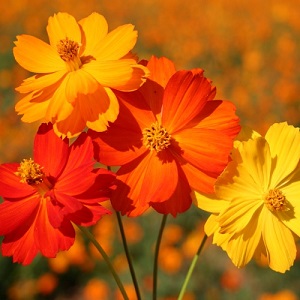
[264,188,289,212]
[57,37,80,62]
[142,121,171,152]
[15,158,44,185]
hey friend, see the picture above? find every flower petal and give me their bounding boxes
[89,91,153,166]
[193,100,240,139]
[193,191,228,214]
[47,12,81,48]
[84,59,148,91]
[79,12,108,56]
[0,163,36,199]
[151,166,192,216]
[111,151,178,215]
[16,71,67,94]
[13,35,65,73]
[95,24,137,60]
[173,128,233,177]
[85,87,119,132]
[34,123,69,178]
[162,70,213,133]
[266,122,300,188]
[45,75,75,122]
[262,208,296,273]
[0,195,39,235]
[35,199,75,258]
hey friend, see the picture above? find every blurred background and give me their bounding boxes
[1,0,300,299]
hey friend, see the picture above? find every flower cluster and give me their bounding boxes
[1,9,300,300]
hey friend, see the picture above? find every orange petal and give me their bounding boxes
[13,35,65,73]
[193,100,240,139]
[162,71,212,133]
[79,12,108,56]
[47,12,81,48]
[146,56,176,88]
[95,24,137,60]
[84,59,148,91]
[111,151,178,215]
[151,166,192,216]
[180,161,216,194]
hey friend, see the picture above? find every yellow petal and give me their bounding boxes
[192,190,228,214]
[224,210,262,268]
[47,12,81,48]
[16,70,66,94]
[94,24,137,60]
[45,77,74,122]
[64,69,99,103]
[86,87,119,131]
[84,59,148,91]
[13,35,65,73]
[278,176,300,236]
[204,214,220,236]
[262,208,296,273]
[79,12,108,56]
[53,111,85,139]
[266,122,300,188]
[15,92,50,123]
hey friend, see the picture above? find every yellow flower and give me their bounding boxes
[14,12,149,138]
[194,122,300,273]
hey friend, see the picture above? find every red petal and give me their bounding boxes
[69,203,111,226]
[35,199,74,257]
[34,123,69,178]
[0,195,40,235]
[2,226,39,265]
[162,71,213,133]
[0,163,36,199]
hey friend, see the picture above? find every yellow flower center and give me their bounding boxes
[142,121,171,152]
[264,188,289,212]
[15,158,53,196]
[57,37,82,71]
[15,158,44,185]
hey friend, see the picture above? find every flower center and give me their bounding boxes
[57,37,82,71]
[264,188,289,212]
[142,121,171,152]
[15,158,44,185]
[57,37,80,61]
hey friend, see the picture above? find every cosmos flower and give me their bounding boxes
[13,12,149,138]
[0,123,116,265]
[89,56,240,216]
[195,122,300,273]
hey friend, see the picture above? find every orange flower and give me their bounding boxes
[90,56,240,216]
[0,123,115,264]
[13,12,149,138]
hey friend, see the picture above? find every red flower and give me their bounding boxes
[89,56,240,216]
[0,123,115,265]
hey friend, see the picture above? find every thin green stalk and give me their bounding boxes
[116,211,142,300]
[153,214,168,300]
[78,225,129,300]
[178,234,208,300]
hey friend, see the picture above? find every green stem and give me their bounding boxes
[178,234,208,300]
[116,211,142,300]
[78,225,129,300]
[153,214,168,300]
